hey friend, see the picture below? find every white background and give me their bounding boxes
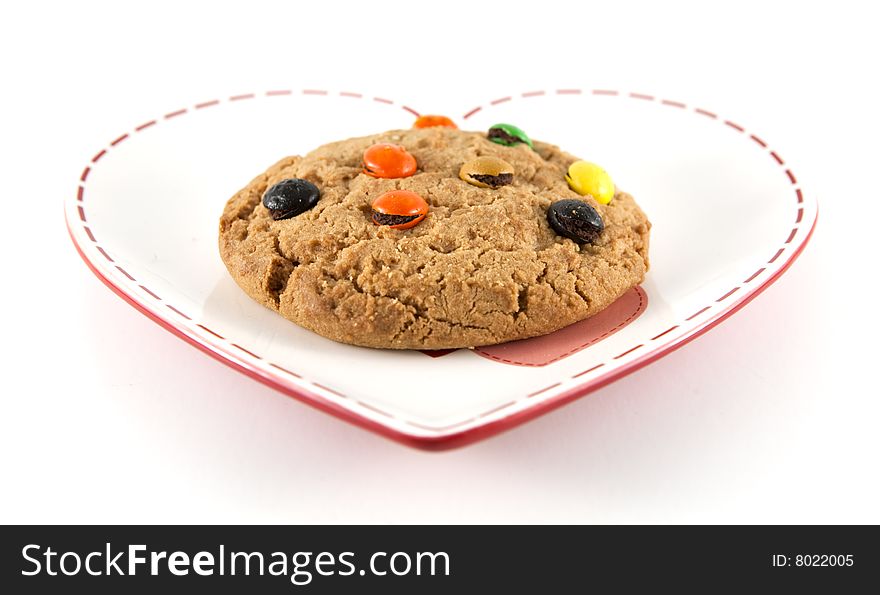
[1,0,877,523]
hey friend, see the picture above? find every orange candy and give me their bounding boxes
[371,190,429,230]
[413,114,457,129]
[362,143,417,178]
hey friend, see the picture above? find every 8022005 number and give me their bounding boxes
[795,554,853,567]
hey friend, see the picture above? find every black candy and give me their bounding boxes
[547,199,604,244]
[262,178,320,220]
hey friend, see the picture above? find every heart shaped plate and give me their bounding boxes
[65,88,817,449]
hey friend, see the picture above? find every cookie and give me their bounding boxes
[219,127,650,349]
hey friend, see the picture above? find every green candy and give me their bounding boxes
[486,123,533,149]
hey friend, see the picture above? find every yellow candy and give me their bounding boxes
[565,160,615,204]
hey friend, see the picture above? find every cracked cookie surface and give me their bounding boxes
[219,127,651,349]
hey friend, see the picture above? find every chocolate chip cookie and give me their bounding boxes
[219,125,650,349]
